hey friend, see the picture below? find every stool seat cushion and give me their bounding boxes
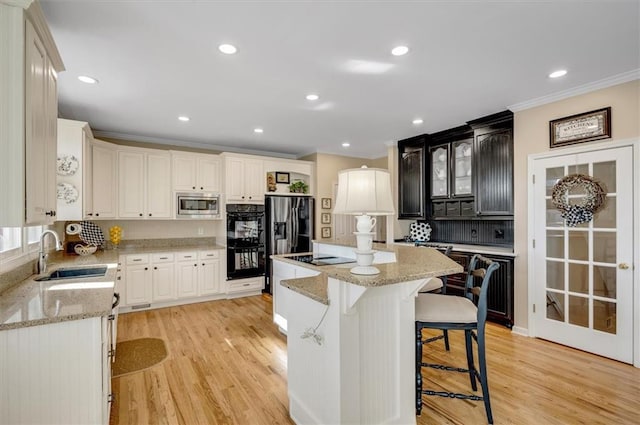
[415,293,477,324]
[418,277,443,293]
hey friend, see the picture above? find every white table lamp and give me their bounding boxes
[333,166,395,275]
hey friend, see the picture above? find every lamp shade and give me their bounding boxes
[333,166,395,216]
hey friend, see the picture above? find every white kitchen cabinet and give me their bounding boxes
[0,3,64,226]
[172,152,221,193]
[151,253,176,302]
[272,261,320,333]
[89,140,118,218]
[198,250,221,295]
[124,254,152,305]
[56,119,93,220]
[223,154,264,203]
[0,316,113,424]
[118,147,172,218]
[176,252,199,298]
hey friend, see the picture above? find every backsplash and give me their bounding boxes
[428,220,513,247]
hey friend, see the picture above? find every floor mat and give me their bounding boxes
[112,338,168,378]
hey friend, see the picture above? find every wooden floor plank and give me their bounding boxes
[110,296,640,425]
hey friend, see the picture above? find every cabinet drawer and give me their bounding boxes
[227,278,264,293]
[151,253,174,263]
[126,254,149,265]
[460,201,475,216]
[432,202,446,216]
[199,250,220,260]
[176,251,198,261]
[446,201,460,216]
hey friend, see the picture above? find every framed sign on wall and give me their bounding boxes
[549,107,611,148]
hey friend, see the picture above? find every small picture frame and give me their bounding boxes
[321,198,332,209]
[321,227,331,238]
[549,107,611,148]
[276,172,290,184]
[321,212,331,224]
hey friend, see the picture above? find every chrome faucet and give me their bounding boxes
[37,230,63,274]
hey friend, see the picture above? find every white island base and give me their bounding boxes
[286,276,426,425]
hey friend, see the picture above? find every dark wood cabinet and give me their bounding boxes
[398,135,427,219]
[444,250,514,328]
[469,111,514,216]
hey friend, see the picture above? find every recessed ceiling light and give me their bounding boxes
[549,69,567,78]
[391,45,409,56]
[78,75,98,84]
[178,116,190,122]
[254,128,264,133]
[218,44,237,54]
[342,142,350,148]
[306,94,319,101]
[412,118,424,125]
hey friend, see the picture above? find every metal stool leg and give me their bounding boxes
[478,328,493,424]
[416,323,423,415]
[443,329,450,351]
[464,330,477,391]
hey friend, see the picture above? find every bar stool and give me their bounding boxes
[416,244,453,350]
[415,254,500,424]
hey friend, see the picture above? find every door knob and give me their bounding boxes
[618,263,630,270]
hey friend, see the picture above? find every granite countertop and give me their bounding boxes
[392,241,516,257]
[274,244,462,288]
[0,255,118,331]
[0,240,226,331]
[281,274,328,305]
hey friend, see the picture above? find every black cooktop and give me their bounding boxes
[288,254,356,266]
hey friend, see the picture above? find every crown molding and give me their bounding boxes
[92,130,298,159]
[1,0,33,8]
[509,69,640,112]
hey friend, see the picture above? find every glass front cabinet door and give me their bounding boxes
[430,145,449,197]
[452,139,473,197]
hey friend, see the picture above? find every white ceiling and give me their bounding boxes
[40,0,640,159]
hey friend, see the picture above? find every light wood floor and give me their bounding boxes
[111,296,640,425]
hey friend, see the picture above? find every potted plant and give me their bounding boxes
[289,180,309,194]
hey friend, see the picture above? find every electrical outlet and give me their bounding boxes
[471,229,478,238]
[197,227,204,236]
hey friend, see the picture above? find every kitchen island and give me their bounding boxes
[272,243,462,425]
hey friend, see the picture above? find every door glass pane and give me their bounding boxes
[568,295,589,328]
[593,300,616,334]
[568,163,589,180]
[546,230,564,258]
[593,232,616,263]
[568,263,589,294]
[593,196,615,228]
[546,291,564,322]
[568,231,588,261]
[546,199,564,227]
[593,265,616,299]
[546,167,564,196]
[453,141,472,196]
[546,260,564,290]
[592,161,616,193]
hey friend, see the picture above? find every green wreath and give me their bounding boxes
[551,174,606,226]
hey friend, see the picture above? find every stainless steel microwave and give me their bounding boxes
[176,192,220,219]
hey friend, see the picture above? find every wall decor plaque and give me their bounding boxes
[549,107,611,148]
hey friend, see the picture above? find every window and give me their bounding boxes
[0,226,43,263]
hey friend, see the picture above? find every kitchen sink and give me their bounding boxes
[35,266,108,282]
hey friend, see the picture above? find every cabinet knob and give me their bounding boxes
[154,266,157,270]
[202,263,205,266]
[192,186,196,189]
[87,213,93,216]
[149,213,152,217]
[248,196,252,200]
[139,213,143,217]
[194,263,197,267]
[144,267,148,270]
[200,187,203,190]
[241,196,245,199]
[95,213,100,217]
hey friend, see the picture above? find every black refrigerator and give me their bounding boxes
[264,194,314,294]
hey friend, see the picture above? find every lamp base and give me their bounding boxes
[350,265,380,275]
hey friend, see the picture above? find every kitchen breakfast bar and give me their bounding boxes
[272,243,462,425]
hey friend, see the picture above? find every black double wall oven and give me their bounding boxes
[226,204,265,280]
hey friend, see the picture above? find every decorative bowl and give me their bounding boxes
[74,244,97,256]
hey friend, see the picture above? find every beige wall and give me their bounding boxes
[300,153,388,240]
[513,79,640,330]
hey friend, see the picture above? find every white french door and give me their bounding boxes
[531,146,634,363]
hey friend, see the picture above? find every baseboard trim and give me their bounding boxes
[511,325,529,336]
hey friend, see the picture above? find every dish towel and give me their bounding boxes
[80,221,106,247]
